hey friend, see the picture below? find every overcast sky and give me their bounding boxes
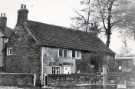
[0,0,80,28]
[0,0,135,55]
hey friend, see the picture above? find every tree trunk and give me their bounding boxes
[106,6,112,48]
[106,33,111,48]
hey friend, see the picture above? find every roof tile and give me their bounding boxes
[26,20,114,54]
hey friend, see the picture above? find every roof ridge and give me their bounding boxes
[27,20,96,36]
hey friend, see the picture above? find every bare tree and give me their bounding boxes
[96,0,117,47]
[72,0,135,48]
[95,0,135,47]
[71,0,117,47]
[115,0,135,39]
[71,0,99,34]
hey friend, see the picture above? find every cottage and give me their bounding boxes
[0,13,13,71]
[1,4,115,86]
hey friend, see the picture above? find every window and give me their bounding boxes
[72,50,81,59]
[67,50,72,57]
[76,51,81,59]
[52,66,60,74]
[59,49,63,57]
[72,50,75,57]
[64,49,67,57]
[58,49,81,59]
[7,47,14,56]
[58,49,68,57]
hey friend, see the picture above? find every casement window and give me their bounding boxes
[58,49,81,59]
[52,66,60,74]
[76,51,81,59]
[72,50,76,58]
[63,49,67,57]
[7,47,14,56]
[72,50,81,59]
[58,49,68,57]
[59,49,63,57]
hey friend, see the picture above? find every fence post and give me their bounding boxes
[33,73,36,86]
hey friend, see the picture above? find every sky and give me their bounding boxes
[0,0,134,55]
[0,0,80,28]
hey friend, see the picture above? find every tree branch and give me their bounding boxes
[75,11,87,23]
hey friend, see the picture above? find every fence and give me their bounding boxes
[50,84,116,89]
[43,73,104,86]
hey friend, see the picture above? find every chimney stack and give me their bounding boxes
[16,4,28,26]
[0,13,7,29]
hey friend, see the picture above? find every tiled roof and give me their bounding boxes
[4,27,14,37]
[0,27,14,38]
[26,20,114,55]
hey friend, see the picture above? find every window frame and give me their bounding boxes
[58,48,81,59]
[75,51,81,59]
[7,47,14,56]
[58,48,63,57]
[52,66,61,74]
[63,49,67,57]
[72,50,76,58]
[58,49,68,58]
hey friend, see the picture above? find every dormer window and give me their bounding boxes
[7,47,14,56]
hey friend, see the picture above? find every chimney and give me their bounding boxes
[16,4,28,26]
[0,13,7,29]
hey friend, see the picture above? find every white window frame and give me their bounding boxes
[58,49,63,57]
[58,49,68,57]
[63,49,67,57]
[75,51,81,59]
[52,66,61,74]
[72,50,82,59]
[58,49,81,59]
[7,47,14,56]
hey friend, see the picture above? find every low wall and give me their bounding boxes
[0,73,35,86]
[51,85,116,89]
[46,74,103,86]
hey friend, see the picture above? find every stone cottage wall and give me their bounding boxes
[5,44,41,86]
[5,26,41,86]
[5,45,41,73]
